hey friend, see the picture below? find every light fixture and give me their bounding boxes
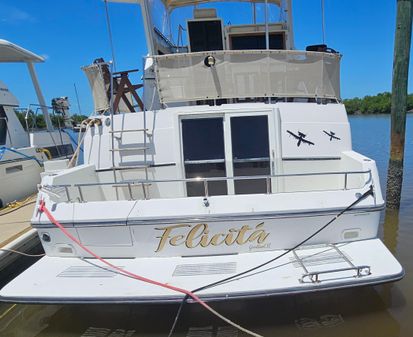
[204,55,216,67]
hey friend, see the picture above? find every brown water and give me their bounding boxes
[1,115,412,337]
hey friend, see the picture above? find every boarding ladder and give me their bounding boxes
[107,69,151,198]
[292,244,371,283]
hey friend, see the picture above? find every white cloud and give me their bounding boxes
[0,4,36,25]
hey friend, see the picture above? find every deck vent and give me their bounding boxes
[173,262,236,277]
[57,265,122,278]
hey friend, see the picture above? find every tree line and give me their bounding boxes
[343,92,413,115]
[15,110,89,130]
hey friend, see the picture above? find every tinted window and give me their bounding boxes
[185,162,227,196]
[231,33,285,50]
[182,118,225,161]
[0,106,7,145]
[182,118,227,197]
[231,115,269,160]
[231,115,270,194]
[188,20,224,52]
[233,162,270,194]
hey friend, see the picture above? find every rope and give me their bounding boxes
[168,185,374,336]
[37,199,262,337]
[0,304,17,320]
[0,193,37,216]
[0,248,45,257]
[61,129,82,152]
[68,119,95,167]
[37,148,52,160]
[192,185,374,294]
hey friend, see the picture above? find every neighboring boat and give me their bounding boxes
[0,40,74,208]
[0,0,403,304]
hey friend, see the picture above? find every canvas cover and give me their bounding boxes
[153,50,341,104]
[0,40,44,63]
[82,64,110,113]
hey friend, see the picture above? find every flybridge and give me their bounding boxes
[105,0,341,105]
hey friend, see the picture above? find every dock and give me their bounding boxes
[0,196,41,273]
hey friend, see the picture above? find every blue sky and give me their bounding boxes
[0,0,408,115]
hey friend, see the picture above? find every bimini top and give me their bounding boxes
[109,0,281,10]
[0,39,44,63]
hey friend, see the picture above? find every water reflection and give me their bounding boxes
[384,209,401,255]
[0,286,403,337]
[0,304,61,337]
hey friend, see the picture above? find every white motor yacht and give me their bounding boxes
[0,40,74,208]
[0,0,403,304]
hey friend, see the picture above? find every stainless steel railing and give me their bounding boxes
[39,170,372,203]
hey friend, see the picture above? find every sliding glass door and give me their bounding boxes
[230,115,270,194]
[181,114,271,197]
[182,117,227,196]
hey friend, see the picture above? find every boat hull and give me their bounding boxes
[0,157,42,207]
[33,203,383,258]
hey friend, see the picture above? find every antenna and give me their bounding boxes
[321,0,326,44]
[73,83,82,115]
[104,0,117,71]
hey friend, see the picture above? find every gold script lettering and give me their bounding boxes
[186,223,207,248]
[170,234,185,246]
[236,225,252,245]
[155,224,191,252]
[224,228,238,246]
[209,233,226,246]
[154,222,269,252]
[248,223,269,243]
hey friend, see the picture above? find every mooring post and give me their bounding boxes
[386,0,413,209]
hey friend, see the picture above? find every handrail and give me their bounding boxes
[24,104,54,131]
[40,170,372,203]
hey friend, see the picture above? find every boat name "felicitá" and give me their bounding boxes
[154,222,269,252]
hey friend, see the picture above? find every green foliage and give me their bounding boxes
[71,114,89,125]
[344,92,413,114]
[15,110,89,130]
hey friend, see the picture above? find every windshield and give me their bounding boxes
[147,0,286,54]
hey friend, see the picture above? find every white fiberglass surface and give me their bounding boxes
[0,239,403,303]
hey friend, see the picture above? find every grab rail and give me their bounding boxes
[40,170,372,203]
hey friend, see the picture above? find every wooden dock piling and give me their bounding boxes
[386,0,413,209]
